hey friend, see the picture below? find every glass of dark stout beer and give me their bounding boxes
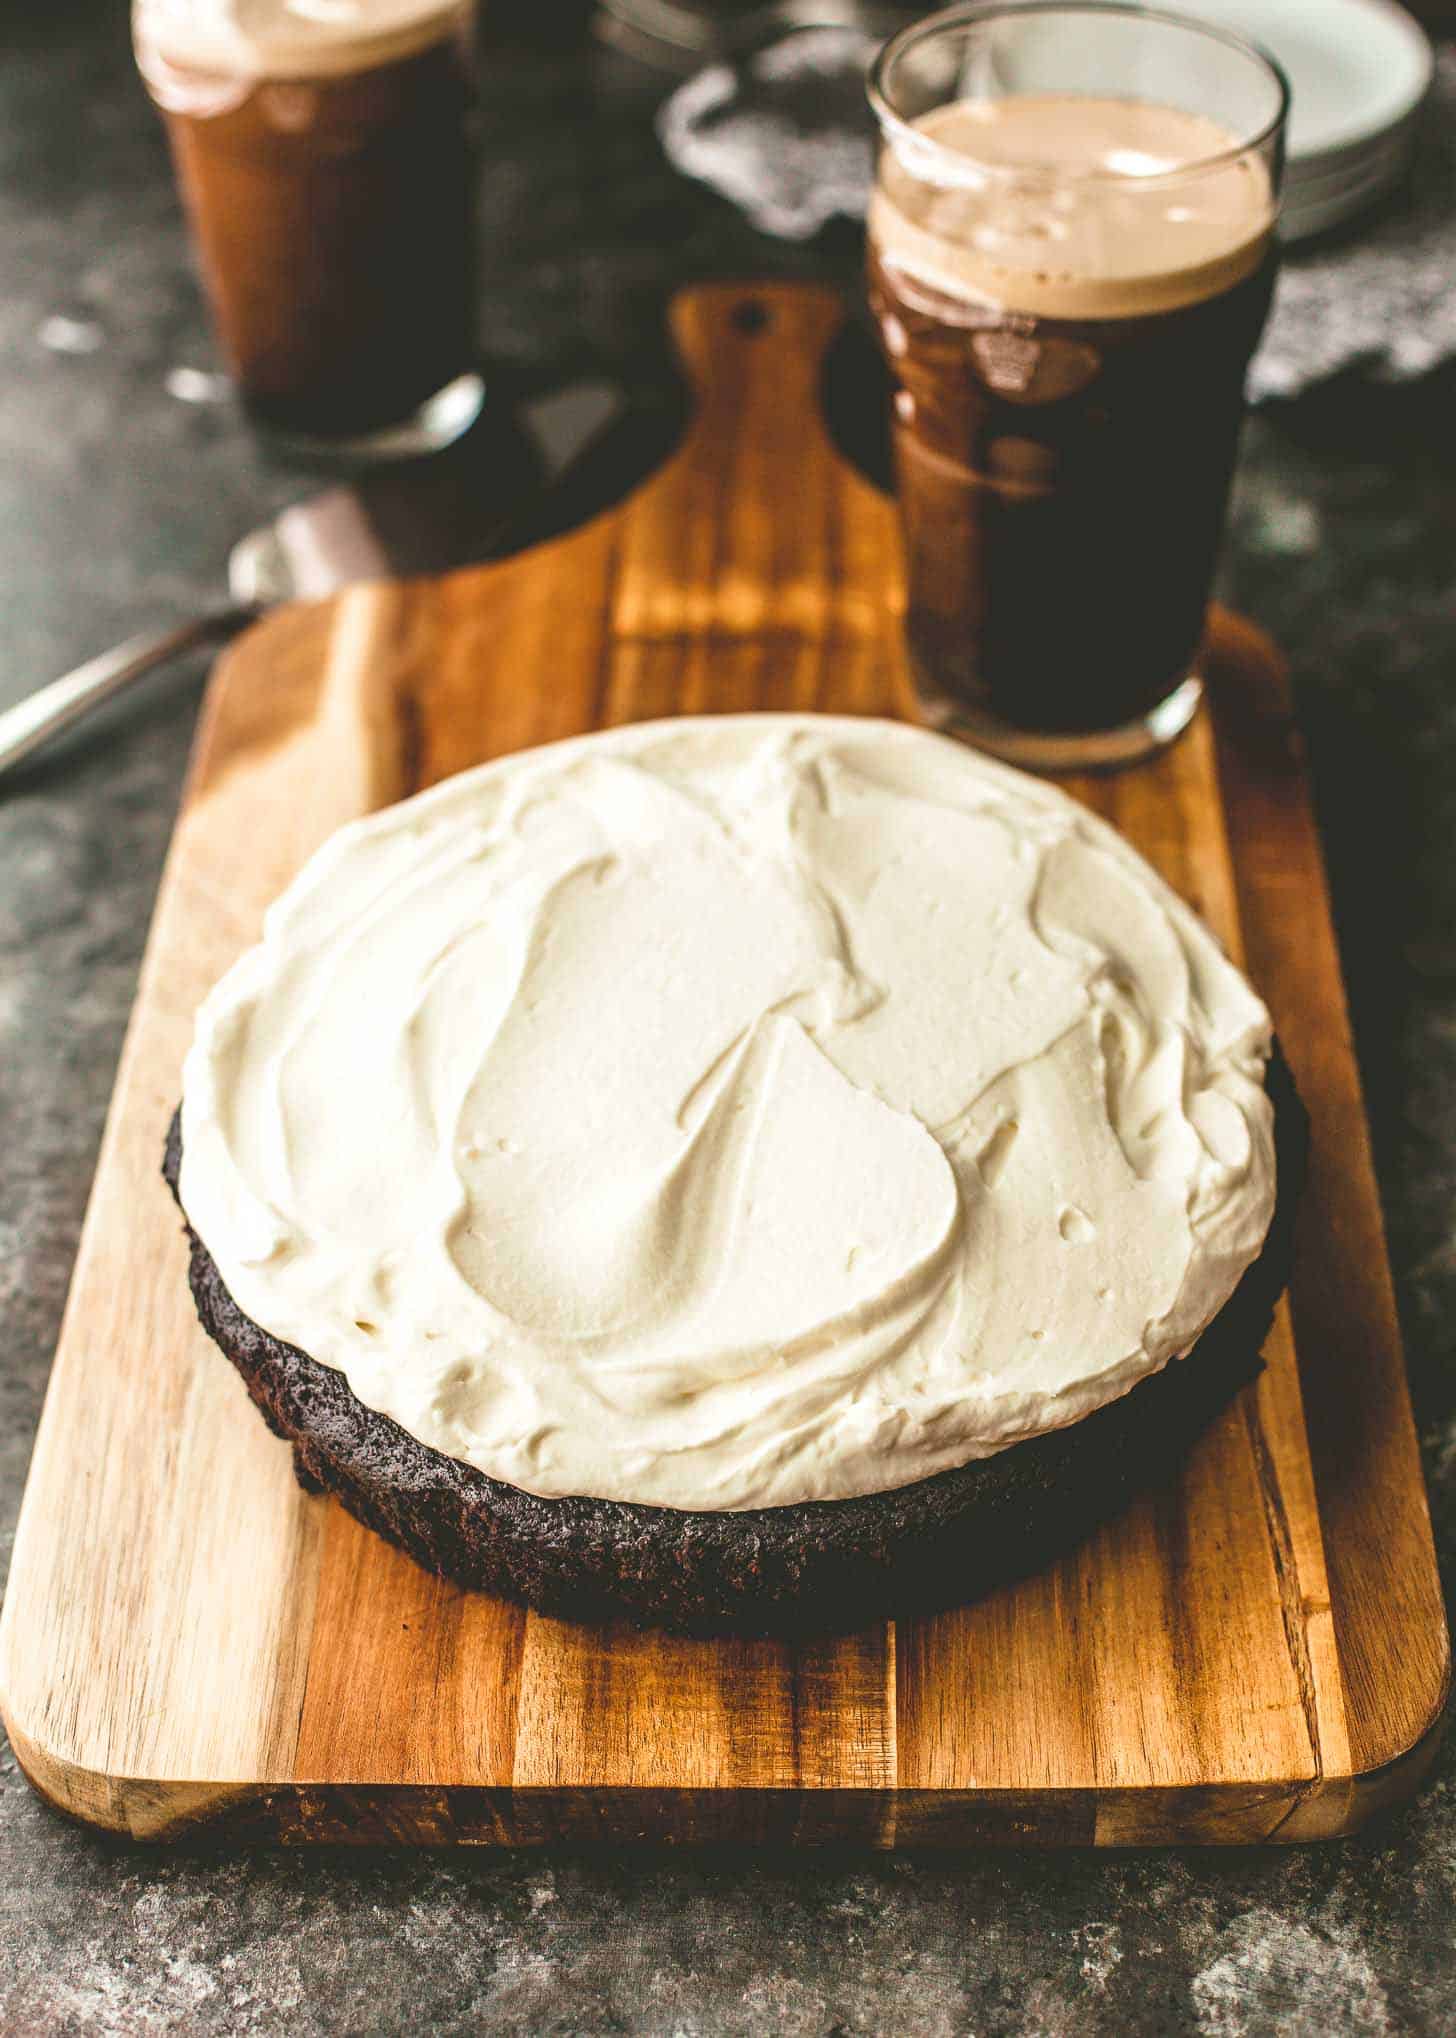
[134,0,482,458]
[867,4,1288,769]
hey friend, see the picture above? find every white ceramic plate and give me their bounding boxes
[1177,0,1432,166]
[1284,119,1415,198]
[1282,145,1412,240]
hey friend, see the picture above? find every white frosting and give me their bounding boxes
[134,0,468,82]
[179,716,1276,1512]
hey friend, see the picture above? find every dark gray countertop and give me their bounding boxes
[3,3,1455,2031]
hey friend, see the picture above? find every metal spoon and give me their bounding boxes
[0,381,623,784]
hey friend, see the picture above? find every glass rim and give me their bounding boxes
[867,1,1292,189]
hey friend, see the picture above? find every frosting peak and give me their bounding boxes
[179,716,1276,1511]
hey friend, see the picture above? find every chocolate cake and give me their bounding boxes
[169,716,1298,1633]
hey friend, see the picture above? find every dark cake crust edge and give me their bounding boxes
[163,1051,1304,1636]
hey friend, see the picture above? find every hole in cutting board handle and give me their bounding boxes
[732,300,771,336]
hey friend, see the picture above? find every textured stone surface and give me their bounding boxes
[3,4,1455,2032]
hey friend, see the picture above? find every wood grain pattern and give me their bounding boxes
[0,284,1445,1846]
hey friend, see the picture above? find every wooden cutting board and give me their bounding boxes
[1,285,1446,1846]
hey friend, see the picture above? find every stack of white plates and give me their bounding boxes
[1179,0,1434,241]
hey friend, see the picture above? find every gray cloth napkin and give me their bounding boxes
[657,26,878,242]
[658,30,1456,402]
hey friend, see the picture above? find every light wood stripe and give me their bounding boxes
[294,1516,525,1787]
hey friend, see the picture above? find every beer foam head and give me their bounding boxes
[135,0,469,81]
[869,96,1276,320]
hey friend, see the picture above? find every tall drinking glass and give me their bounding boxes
[867,4,1288,770]
[135,0,483,459]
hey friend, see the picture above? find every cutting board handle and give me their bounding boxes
[665,282,851,474]
[602,282,889,657]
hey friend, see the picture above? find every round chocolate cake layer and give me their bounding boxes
[163,1053,1302,1636]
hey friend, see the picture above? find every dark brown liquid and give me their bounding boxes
[160,30,475,438]
[867,244,1277,735]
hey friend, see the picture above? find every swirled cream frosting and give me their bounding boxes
[179,716,1276,1511]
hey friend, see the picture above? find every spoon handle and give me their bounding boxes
[0,609,255,783]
